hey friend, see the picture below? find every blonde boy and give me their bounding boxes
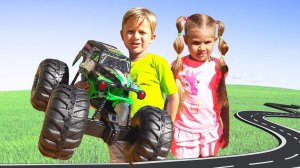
[108,7,179,163]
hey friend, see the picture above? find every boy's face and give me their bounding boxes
[121,19,156,59]
[184,28,216,62]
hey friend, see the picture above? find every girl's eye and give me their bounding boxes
[196,80,200,84]
[127,30,134,34]
[185,82,190,86]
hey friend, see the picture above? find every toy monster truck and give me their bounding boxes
[30,40,173,162]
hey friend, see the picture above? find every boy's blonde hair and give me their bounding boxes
[122,7,157,34]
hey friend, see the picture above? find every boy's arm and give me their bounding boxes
[165,93,179,123]
[74,81,95,109]
[74,81,90,90]
[220,105,229,148]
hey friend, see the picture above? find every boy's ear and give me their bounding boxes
[120,30,124,41]
[150,34,156,43]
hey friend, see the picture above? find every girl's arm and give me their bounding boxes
[165,93,179,123]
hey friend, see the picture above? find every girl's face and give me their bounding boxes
[184,28,216,62]
[121,19,156,61]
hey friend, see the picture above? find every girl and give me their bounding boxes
[170,14,229,159]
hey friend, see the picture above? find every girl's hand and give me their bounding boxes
[219,130,229,148]
[74,81,90,91]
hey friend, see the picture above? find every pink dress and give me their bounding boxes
[171,56,224,158]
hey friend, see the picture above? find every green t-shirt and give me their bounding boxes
[129,53,178,116]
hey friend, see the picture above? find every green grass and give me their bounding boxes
[0,85,299,163]
[218,85,300,156]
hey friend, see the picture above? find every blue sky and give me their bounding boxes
[0,0,300,91]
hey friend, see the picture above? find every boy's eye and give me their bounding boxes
[139,31,146,35]
[127,30,134,34]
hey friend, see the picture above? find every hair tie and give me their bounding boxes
[178,32,182,36]
[183,16,188,21]
[220,55,225,60]
[215,20,219,24]
[219,36,223,41]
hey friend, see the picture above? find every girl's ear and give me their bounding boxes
[183,35,188,45]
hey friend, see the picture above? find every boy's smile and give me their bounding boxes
[131,41,141,48]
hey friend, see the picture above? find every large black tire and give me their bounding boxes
[31,59,69,112]
[124,106,173,162]
[38,85,89,160]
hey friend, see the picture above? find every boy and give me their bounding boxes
[108,7,179,163]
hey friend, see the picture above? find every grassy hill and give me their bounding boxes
[0,85,299,163]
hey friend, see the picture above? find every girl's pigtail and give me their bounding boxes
[171,16,186,113]
[171,16,185,76]
[216,20,229,109]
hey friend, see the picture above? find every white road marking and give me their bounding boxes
[254,119,258,122]
[262,123,267,125]
[213,165,234,168]
[285,153,299,160]
[249,160,274,165]
[251,115,253,117]
[287,133,291,136]
[271,126,276,129]
[279,129,284,132]
[294,137,298,140]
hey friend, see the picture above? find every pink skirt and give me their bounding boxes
[171,126,221,158]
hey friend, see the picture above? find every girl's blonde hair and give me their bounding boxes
[122,7,157,34]
[172,14,229,110]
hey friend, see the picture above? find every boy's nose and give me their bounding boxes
[133,32,141,39]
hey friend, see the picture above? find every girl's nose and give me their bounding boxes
[198,44,205,51]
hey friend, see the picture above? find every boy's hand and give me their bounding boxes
[74,81,90,91]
